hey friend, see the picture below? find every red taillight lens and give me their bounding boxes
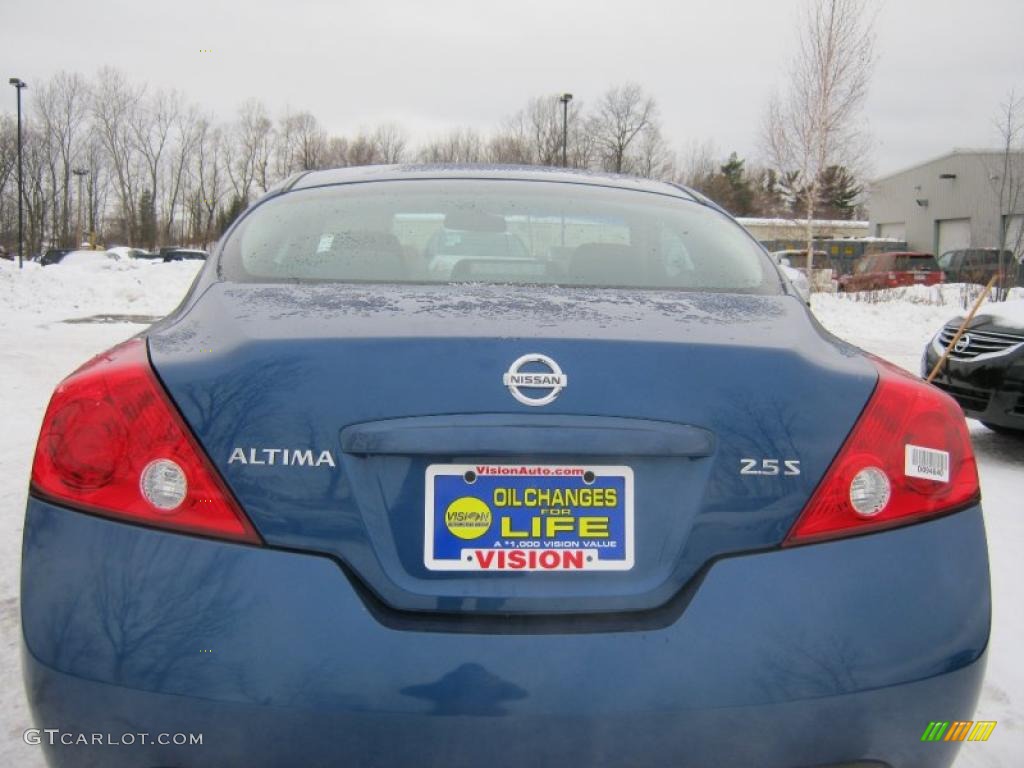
[31,339,261,544]
[784,358,979,545]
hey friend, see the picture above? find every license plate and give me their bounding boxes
[424,464,634,571]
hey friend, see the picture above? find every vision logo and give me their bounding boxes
[921,721,996,742]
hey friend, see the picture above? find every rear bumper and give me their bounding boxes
[22,499,991,768]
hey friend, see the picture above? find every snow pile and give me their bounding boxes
[831,282,1024,307]
[814,293,951,371]
[974,299,1024,329]
[0,258,203,321]
[58,250,117,267]
[813,285,1024,372]
[737,216,869,229]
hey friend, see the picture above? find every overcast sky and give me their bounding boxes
[3,0,1023,177]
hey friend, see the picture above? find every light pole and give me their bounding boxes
[73,168,89,248]
[9,78,27,268]
[559,93,573,168]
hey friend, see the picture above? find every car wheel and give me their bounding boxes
[981,421,1024,436]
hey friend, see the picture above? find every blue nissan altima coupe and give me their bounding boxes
[23,166,989,768]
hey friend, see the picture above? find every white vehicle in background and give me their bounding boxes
[768,251,811,303]
[771,249,836,293]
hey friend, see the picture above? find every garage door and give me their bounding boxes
[878,222,905,240]
[1005,214,1024,255]
[937,218,971,256]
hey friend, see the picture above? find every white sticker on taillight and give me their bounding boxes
[905,445,950,482]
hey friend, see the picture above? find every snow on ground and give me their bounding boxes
[0,263,1020,765]
[0,259,202,766]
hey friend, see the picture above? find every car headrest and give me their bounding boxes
[568,243,638,285]
[326,231,404,280]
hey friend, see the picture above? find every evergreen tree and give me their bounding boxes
[753,168,786,217]
[696,152,756,216]
[216,195,248,238]
[778,170,807,215]
[719,152,754,216]
[817,165,862,220]
[137,189,157,249]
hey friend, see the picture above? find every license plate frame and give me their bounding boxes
[424,463,634,572]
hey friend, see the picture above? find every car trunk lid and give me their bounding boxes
[148,282,876,615]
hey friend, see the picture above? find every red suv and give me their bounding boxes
[839,251,945,292]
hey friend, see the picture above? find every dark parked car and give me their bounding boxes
[161,247,209,261]
[23,166,987,768]
[39,247,73,266]
[938,248,1022,286]
[838,251,944,292]
[924,300,1024,433]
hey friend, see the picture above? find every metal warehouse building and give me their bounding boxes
[868,149,1024,256]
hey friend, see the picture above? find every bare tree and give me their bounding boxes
[417,129,485,163]
[20,124,53,255]
[131,89,181,247]
[232,100,275,193]
[676,138,719,189]
[762,0,875,282]
[82,134,110,239]
[591,83,657,173]
[0,115,17,240]
[991,92,1024,299]
[272,110,298,180]
[634,125,676,180]
[290,112,327,170]
[268,111,328,174]
[226,101,275,205]
[320,135,349,168]
[568,111,598,170]
[9,66,895,250]
[91,68,145,243]
[191,119,227,244]
[526,96,567,166]
[162,104,202,243]
[489,111,533,164]
[34,72,90,246]
[371,123,408,164]
[346,132,378,166]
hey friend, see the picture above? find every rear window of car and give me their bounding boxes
[894,254,939,271]
[220,179,778,294]
[855,255,880,273]
[961,250,1006,267]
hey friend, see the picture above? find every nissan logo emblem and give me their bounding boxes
[502,354,568,407]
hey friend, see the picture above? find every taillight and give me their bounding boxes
[784,358,979,545]
[30,338,261,544]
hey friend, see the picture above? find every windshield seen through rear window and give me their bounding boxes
[894,254,939,271]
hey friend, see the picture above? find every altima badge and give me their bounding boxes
[503,354,567,406]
